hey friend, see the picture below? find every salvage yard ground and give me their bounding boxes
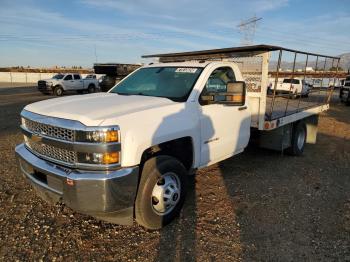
[0,83,349,261]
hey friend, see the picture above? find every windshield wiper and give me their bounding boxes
[116,92,149,96]
[115,92,180,102]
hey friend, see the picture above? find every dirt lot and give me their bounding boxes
[0,83,349,261]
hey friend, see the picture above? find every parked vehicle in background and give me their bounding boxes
[98,75,120,92]
[38,73,99,96]
[94,63,141,92]
[340,79,346,88]
[16,45,339,229]
[85,74,97,79]
[276,78,310,98]
[328,78,343,89]
[340,81,350,105]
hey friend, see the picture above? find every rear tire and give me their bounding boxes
[53,86,63,96]
[286,122,306,156]
[135,155,188,230]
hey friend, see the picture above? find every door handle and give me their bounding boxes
[238,106,247,111]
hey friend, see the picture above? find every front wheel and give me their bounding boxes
[291,90,298,99]
[135,155,188,229]
[88,84,95,93]
[53,86,63,96]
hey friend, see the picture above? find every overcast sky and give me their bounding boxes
[0,0,349,67]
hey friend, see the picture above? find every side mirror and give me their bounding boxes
[225,82,246,105]
[200,81,246,106]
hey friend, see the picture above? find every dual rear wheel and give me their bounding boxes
[286,122,306,156]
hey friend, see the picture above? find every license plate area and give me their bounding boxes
[32,171,47,184]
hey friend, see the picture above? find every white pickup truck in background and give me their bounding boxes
[38,73,99,96]
[275,78,311,98]
[340,75,350,105]
[16,45,340,229]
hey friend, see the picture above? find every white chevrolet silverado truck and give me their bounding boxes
[38,73,99,96]
[16,45,340,229]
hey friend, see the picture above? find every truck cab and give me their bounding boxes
[17,61,251,229]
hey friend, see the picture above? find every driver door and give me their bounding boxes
[199,66,251,167]
[63,74,74,90]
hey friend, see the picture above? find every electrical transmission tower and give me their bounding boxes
[238,16,262,46]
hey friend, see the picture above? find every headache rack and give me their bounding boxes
[143,44,341,130]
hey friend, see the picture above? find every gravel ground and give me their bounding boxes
[0,84,349,261]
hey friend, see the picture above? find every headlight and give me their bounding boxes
[46,82,53,86]
[76,128,119,143]
[85,130,119,143]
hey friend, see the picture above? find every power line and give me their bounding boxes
[237,16,262,46]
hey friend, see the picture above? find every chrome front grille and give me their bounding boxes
[21,110,121,170]
[23,118,75,142]
[26,139,77,164]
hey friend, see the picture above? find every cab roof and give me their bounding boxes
[144,61,214,68]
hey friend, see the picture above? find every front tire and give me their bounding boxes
[53,86,63,96]
[88,84,95,93]
[286,122,306,156]
[291,90,298,99]
[135,155,188,229]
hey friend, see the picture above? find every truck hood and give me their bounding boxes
[24,93,176,126]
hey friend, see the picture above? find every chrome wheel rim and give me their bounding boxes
[151,172,181,216]
[57,89,62,95]
[297,128,306,150]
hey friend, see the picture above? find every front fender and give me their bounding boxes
[116,105,201,167]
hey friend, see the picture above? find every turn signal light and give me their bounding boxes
[102,152,119,164]
[226,94,244,103]
[105,130,118,142]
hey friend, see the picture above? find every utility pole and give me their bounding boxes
[94,44,98,63]
[238,16,262,46]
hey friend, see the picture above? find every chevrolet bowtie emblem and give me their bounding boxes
[31,134,42,142]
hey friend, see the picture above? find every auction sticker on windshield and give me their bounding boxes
[175,68,198,73]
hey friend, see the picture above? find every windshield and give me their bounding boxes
[52,74,64,79]
[283,79,300,84]
[110,67,203,102]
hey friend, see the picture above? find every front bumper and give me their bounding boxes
[15,143,139,225]
[37,82,53,92]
